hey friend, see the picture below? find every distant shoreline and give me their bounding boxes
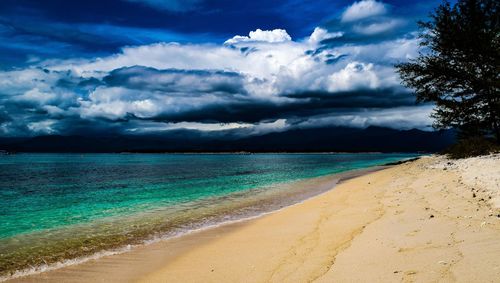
[0,126,456,154]
[0,151,427,155]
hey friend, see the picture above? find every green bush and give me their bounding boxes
[443,137,500,159]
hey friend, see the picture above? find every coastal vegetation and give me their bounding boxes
[397,0,500,157]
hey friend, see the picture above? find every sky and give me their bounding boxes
[0,0,449,137]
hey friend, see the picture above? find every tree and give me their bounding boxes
[396,0,500,142]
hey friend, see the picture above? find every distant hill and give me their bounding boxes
[0,126,455,153]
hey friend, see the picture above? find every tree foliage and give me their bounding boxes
[396,0,500,141]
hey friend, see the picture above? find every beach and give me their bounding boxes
[8,154,500,282]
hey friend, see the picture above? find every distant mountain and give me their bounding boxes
[0,126,455,153]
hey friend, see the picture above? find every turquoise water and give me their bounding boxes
[0,153,416,276]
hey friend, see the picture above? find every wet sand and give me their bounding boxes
[9,155,500,282]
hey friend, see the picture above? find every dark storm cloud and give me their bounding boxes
[0,108,12,124]
[103,66,247,95]
[283,89,415,108]
[139,88,415,124]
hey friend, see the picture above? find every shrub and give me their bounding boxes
[443,137,500,159]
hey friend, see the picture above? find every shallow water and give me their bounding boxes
[0,153,417,277]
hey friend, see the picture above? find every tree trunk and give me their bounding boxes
[494,121,500,144]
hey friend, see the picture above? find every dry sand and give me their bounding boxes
[10,155,500,282]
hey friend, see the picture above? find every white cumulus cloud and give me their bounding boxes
[353,19,404,35]
[341,0,388,23]
[224,29,292,45]
[308,27,344,44]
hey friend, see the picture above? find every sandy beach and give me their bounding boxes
[10,155,500,282]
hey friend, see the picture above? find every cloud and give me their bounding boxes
[353,19,404,35]
[27,119,58,134]
[224,29,292,45]
[288,105,434,130]
[0,26,425,137]
[341,0,388,23]
[127,119,287,136]
[308,27,344,44]
[124,0,201,11]
[103,66,246,94]
[326,62,380,91]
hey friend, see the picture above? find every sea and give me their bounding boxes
[0,153,417,279]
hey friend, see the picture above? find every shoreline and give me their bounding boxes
[9,155,500,282]
[3,164,389,282]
